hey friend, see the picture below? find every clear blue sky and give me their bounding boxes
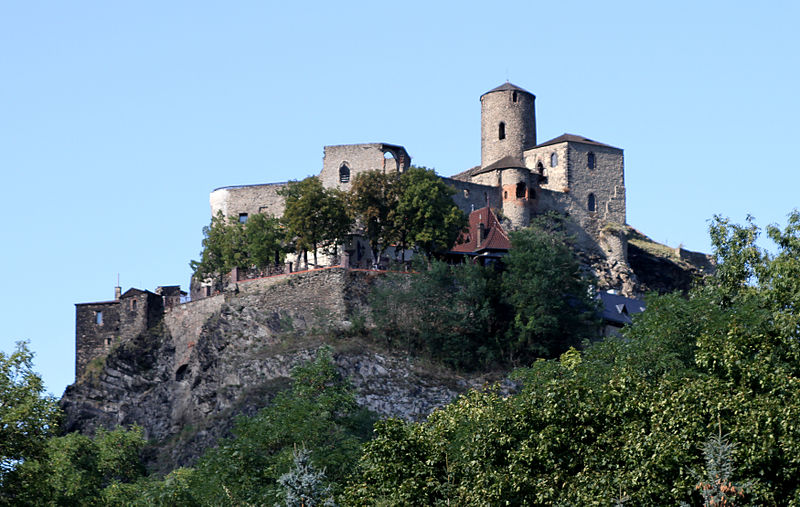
[2,1,798,396]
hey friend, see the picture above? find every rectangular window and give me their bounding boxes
[95,311,103,325]
[239,213,248,223]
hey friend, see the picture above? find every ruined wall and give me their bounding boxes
[164,294,226,373]
[319,144,410,191]
[209,182,287,221]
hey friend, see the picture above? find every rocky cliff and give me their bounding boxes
[60,269,501,473]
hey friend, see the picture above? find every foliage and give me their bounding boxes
[691,431,748,506]
[190,210,249,286]
[8,426,147,506]
[368,214,597,370]
[244,212,286,269]
[348,170,400,265]
[369,260,507,370]
[280,177,352,268]
[277,447,336,507]
[0,341,60,496]
[345,211,800,505]
[118,348,375,506]
[190,210,287,285]
[502,213,601,361]
[391,166,466,258]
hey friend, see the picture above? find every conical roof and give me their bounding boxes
[481,82,534,98]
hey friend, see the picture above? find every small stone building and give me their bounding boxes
[74,285,182,379]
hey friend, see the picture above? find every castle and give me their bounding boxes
[209,82,627,256]
[73,83,638,380]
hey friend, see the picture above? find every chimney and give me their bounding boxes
[115,286,122,300]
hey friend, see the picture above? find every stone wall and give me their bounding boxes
[209,182,287,221]
[524,143,570,192]
[441,177,502,215]
[319,144,410,191]
[164,294,226,373]
[480,87,536,167]
[525,141,625,240]
[75,301,120,379]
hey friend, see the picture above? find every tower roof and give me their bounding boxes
[535,133,621,150]
[481,82,535,98]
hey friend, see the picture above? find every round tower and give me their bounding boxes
[500,167,532,229]
[480,82,536,168]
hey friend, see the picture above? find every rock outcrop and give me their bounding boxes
[60,269,499,473]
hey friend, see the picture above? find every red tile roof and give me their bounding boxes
[452,206,511,254]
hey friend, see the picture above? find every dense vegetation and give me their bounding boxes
[5,211,800,505]
[369,213,598,370]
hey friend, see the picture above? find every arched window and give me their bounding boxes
[588,193,596,212]
[550,152,558,167]
[339,165,350,183]
[516,182,526,199]
[588,152,596,169]
[498,122,506,140]
[512,91,518,102]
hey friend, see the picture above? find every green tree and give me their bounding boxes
[280,177,352,268]
[244,212,286,270]
[190,211,247,288]
[369,260,507,370]
[9,426,147,506]
[348,170,400,266]
[501,213,600,361]
[174,348,374,506]
[346,212,800,505]
[0,342,60,498]
[392,166,466,258]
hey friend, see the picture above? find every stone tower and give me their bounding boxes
[480,82,536,168]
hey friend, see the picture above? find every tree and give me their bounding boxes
[0,342,60,495]
[348,170,400,266]
[280,177,352,268]
[7,426,147,506]
[369,260,508,370]
[501,213,600,361]
[244,212,286,269]
[391,166,466,258]
[344,211,800,505]
[277,447,336,507]
[177,348,374,506]
[190,211,247,287]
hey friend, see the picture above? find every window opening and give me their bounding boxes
[498,122,506,140]
[550,152,558,167]
[131,299,137,311]
[106,337,112,346]
[512,91,518,102]
[588,193,596,212]
[96,311,103,325]
[504,190,508,199]
[588,152,596,169]
[516,182,526,199]
[463,189,470,198]
[238,213,248,223]
[339,165,350,183]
